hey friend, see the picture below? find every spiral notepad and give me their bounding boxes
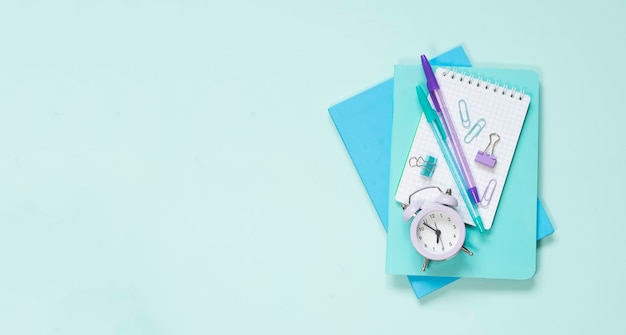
[395,67,531,230]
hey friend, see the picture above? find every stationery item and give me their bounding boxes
[396,67,531,231]
[458,99,471,129]
[475,133,500,168]
[328,45,553,297]
[409,155,437,178]
[402,186,473,272]
[480,179,498,208]
[464,118,486,144]
[415,85,478,234]
[422,55,481,206]
[387,66,539,279]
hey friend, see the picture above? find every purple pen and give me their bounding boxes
[421,54,481,205]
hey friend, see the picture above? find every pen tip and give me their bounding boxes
[476,217,485,233]
[420,54,428,66]
[420,54,438,91]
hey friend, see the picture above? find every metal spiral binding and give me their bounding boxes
[442,68,526,101]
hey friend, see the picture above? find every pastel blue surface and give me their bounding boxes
[329,46,553,297]
[4,2,626,333]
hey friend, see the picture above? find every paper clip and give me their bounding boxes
[480,179,498,208]
[475,133,500,168]
[409,155,437,178]
[458,99,471,129]
[464,118,486,143]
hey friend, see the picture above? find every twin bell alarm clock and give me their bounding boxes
[401,186,474,271]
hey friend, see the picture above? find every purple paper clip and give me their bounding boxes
[475,133,500,168]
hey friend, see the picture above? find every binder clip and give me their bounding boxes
[409,155,437,178]
[475,133,500,168]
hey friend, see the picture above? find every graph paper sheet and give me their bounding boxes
[395,67,531,230]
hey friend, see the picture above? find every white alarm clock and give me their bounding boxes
[402,186,474,271]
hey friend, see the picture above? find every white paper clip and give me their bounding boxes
[480,179,498,208]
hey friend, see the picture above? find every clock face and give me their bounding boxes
[409,205,466,261]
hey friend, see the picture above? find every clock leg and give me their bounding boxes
[421,258,430,271]
[461,246,474,256]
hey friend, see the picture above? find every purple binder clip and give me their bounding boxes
[475,133,500,168]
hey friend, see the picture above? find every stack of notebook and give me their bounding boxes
[328,46,554,298]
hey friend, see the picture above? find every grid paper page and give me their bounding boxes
[395,67,531,230]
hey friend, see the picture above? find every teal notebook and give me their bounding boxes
[386,66,539,279]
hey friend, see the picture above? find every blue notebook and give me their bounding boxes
[328,46,554,297]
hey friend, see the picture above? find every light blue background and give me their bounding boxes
[0,1,623,334]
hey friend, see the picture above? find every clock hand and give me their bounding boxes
[434,222,441,244]
[423,222,437,232]
[423,222,442,244]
